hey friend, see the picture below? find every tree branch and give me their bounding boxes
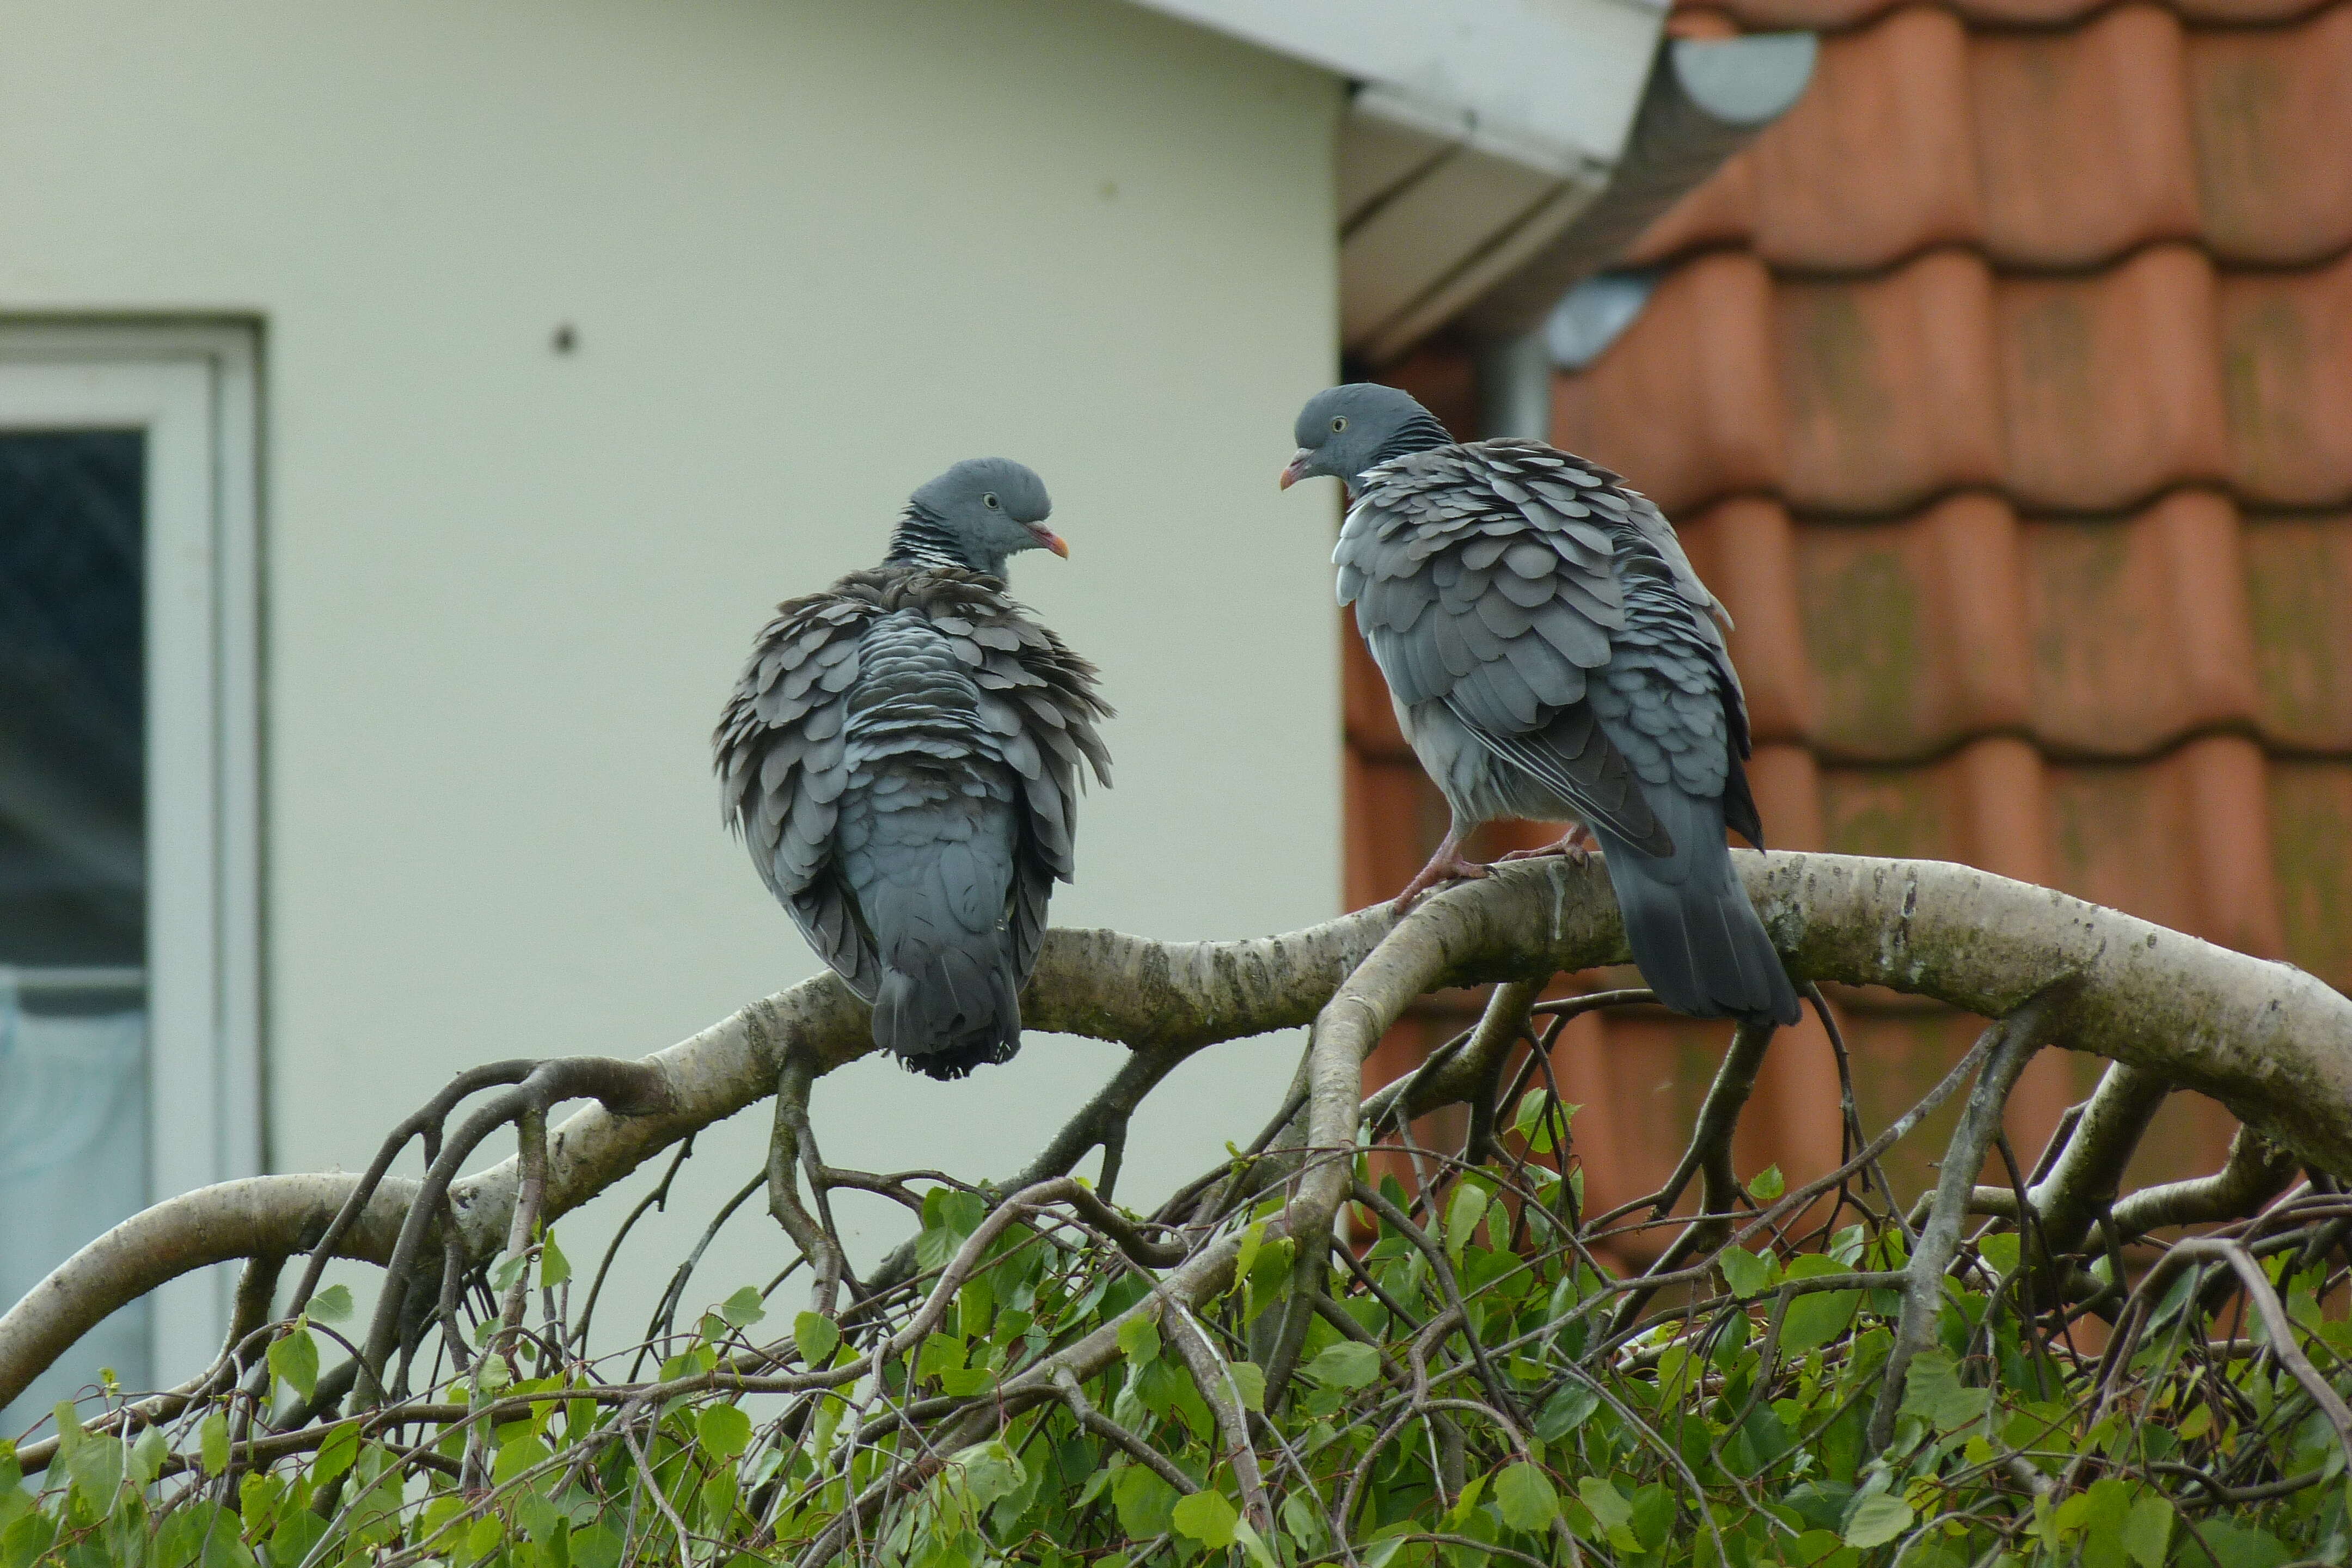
[11,851,2352,1412]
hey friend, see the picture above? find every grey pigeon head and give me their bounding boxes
[888,457,1067,579]
[1280,384,1455,494]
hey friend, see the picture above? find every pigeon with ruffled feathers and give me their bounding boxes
[1282,385,1798,1027]
[716,459,1112,1077]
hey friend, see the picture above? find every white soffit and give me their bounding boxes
[1126,0,1673,363]
[1131,0,1669,175]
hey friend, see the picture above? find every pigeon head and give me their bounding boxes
[1281,383,1456,494]
[889,457,1067,579]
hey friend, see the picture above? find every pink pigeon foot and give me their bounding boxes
[1391,831,1491,914]
[1497,824,1597,865]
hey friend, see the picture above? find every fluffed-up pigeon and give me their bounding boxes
[1282,385,1800,1027]
[715,460,1113,1077]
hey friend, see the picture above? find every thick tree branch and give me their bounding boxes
[9,851,2352,1413]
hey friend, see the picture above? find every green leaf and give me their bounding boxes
[473,1351,513,1395]
[1976,1233,2022,1276]
[1172,1489,1238,1549]
[1781,1257,1860,1355]
[540,1230,572,1288]
[313,1422,360,1486]
[715,1286,765,1328]
[916,1224,958,1274]
[2122,1496,2173,1568]
[938,1367,995,1396]
[128,1423,168,1487]
[1749,1165,1785,1202]
[1629,1484,1676,1551]
[957,1440,1026,1508]
[1243,1236,1295,1322]
[2194,1522,2288,1568]
[308,1284,354,1325]
[1232,1221,1265,1297]
[1233,1519,1279,1568]
[1117,1314,1161,1368]
[1224,1360,1266,1413]
[1720,1246,1777,1299]
[1494,1463,1559,1533]
[793,1311,838,1366]
[1112,1465,1178,1539]
[1898,1351,1992,1432]
[268,1328,319,1402]
[1577,1479,1632,1533]
[1843,1494,1914,1550]
[1445,1183,1491,1267]
[1535,1383,1599,1441]
[199,1413,230,1477]
[918,1332,966,1381]
[492,1434,551,1486]
[465,1514,505,1565]
[1303,1341,1381,1390]
[65,1434,122,1515]
[699,1404,752,1462]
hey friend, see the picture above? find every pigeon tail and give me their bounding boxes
[841,768,1028,1080]
[1591,787,1800,1028]
[871,936,1022,1081]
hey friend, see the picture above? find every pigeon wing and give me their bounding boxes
[715,580,885,999]
[1339,445,1669,854]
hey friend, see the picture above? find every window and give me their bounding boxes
[0,326,260,1432]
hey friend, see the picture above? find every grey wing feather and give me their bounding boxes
[1338,446,1665,852]
[715,582,887,999]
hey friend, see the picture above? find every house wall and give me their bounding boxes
[0,0,1341,1334]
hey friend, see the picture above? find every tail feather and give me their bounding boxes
[1592,788,1800,1027]
[872,939,1022,1080]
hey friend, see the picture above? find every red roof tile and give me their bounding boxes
[2020,490,2260,755]
[1996,243,2230,509]
[2186,1,2352,265]
[1551,250,1785,513]
[1778,250,2005,511]
[1747,6,1983,270]
[1970,5,2203,267]
[2219,252,2352,506]
[2244,512,2352,749]
[1781,497,2032,758]
[2271,761,2352,984]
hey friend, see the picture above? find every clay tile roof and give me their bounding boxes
[1350,0,2352,1202]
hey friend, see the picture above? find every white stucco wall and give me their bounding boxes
[2,0,1339,1350]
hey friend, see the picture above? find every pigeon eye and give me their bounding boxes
[982,493,1001,510]
[1331,416,1348,433]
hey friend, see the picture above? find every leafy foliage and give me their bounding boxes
[6,1073,2350,1568]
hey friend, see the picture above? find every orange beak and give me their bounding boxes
[1030,523,1070,559]
[1279,448,1315,490]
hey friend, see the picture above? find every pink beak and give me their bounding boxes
[1279,448,1315,490]
[1029,523,1070,559]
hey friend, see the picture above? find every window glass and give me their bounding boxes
[0,430,151,1432]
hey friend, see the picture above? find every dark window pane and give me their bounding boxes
[0,431,145,965]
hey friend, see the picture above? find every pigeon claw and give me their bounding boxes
[1497,825,1598,866]
[1389,846,1492,915]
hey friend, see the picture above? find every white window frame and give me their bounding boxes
[0,323,261,1384]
